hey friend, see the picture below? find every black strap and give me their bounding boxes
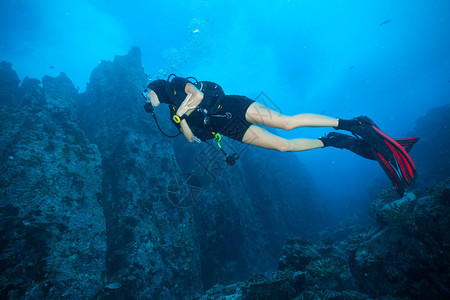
[168,73,198,85]
[152,112,181,138]
[167,73,177,83]
[154,114,181,138]
[185,76,198,85]
[144,103,181,138]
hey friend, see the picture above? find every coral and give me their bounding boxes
[370,191,416,228]
[278,238,323,272]
[199,271,304,300]
[299,289,370,300]
[306,258,347,279]
[200,178,450,299]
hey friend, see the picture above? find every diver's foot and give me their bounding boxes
[319,132,357,149]
[334,115,374,136]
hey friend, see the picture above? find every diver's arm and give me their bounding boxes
[179,120,195,142]
[176,93,197,142]
[180,83,203,116]
[175,83,203,142]
[176,82,203,117]
[176,93,196,117]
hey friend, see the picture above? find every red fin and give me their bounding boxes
[372,126,417,180]
[376,152,403,195]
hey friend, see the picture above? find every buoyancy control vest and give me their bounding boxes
[143,75,239,166]
[165,74,225,141]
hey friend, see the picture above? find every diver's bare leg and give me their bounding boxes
[242,125,324,152]
[245,102,338,130]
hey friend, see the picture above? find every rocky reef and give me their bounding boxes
[0,62,105,298]
[199,103,450,299]
[1,48,323,299]
[2,47,448,299]
[201,178,450,299]
[406,104,450,188]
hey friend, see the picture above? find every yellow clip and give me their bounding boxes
[174,91,177,95]
[172,115,181,123]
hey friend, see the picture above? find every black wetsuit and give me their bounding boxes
[209,95,254,142]
[168,77,254,142]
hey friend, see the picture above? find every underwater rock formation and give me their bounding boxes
[0,61,20,107]
[74,47,322,297]
[0,67,106,298]
[174,136,324,289]
[201,178,450,299]
[1,47,335,298]
[42,72,78,111]
[408,104,450,188]
[75,47,203,299]
[2,49,449,298]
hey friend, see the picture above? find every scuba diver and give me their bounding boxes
[143,74,418,196]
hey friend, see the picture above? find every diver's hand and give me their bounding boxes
[177,93,196,116]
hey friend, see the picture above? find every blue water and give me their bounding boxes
[1,0,449,213]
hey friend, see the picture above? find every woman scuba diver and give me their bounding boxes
[143,74,418,196]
